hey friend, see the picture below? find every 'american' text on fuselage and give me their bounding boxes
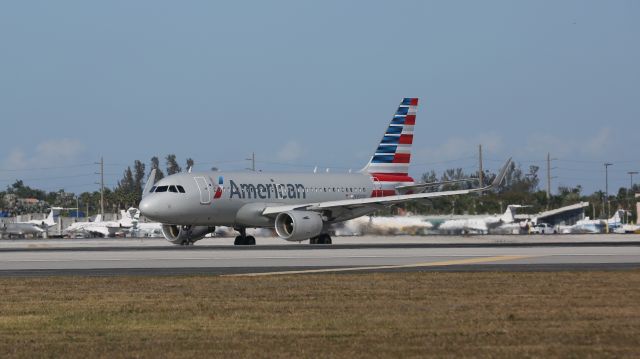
[229,180,306,200]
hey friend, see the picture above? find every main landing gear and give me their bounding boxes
[234,228,256,246]
[309,234,332,245]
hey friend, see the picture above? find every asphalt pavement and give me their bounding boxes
[0,234,639,276]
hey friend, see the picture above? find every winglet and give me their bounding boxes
[142,169,157,198]
[491,158,512,188]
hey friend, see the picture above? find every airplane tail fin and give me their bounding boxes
[142,169,157,199]
[609,209,626,224]
[361,98,418,177]
[500,205,526,224]
[44,207,61,226]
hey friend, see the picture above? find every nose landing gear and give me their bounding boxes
[233,227,256,246]
[181,226,194,246]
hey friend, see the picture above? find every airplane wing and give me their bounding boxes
[395,178,478,194]
[263,158,511,217]
[85,226,110,237]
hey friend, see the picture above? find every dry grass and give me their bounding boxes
[0,271,639,358]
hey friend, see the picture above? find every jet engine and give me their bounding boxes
[274,211,323,242]
[161,224,215,245]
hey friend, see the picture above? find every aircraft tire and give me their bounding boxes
[311,234,331,245]
[234,235,256,245]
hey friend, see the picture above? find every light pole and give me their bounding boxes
[604,163,613,222]
[629,171,638,192]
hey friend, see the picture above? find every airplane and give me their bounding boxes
[557,209,629,234]
[333,205,527,236]
[63,213,103,237]
[139,98,512,245]
[64,210,136,238]
[0,207,61,238]
[333,215,435,236]
[421,205,528,235]
[125,208,163,237]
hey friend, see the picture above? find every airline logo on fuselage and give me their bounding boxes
[229,180,306,200]
[213,176,224,200]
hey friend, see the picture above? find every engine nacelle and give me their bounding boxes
[274,211,323,242]
[161,224,215,245]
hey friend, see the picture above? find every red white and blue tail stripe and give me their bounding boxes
[362,98,418,197]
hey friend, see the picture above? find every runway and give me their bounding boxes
[1,235,639,276]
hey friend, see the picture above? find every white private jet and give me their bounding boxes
[0,207,61,238]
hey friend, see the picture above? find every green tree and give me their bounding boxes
[117,167,135,193]
[7,180,46,200]
[166,154,181,175]
[150,156,165,181]
[134,160,146,194]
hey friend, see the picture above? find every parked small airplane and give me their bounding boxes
[334,205,527,236]
[557,209,630,234]
[64,210,136,238]
[425,205,528,234]
[139,98,512,245]
[0,207,61,238]
[125,208,163,237]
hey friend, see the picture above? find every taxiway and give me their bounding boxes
[0,234,639,276]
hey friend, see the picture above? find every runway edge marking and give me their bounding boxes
[222,255,534,277]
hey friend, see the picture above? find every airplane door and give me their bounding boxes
[194,177,211,204]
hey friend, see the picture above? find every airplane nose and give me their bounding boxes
[139,196,161,220]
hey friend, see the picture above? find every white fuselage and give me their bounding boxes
[140,171,398,227]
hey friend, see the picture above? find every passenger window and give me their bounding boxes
[169,185,178,193]
[177,185,186,193]
[155,186,168,192]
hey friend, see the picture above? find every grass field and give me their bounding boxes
[0,270,639,358]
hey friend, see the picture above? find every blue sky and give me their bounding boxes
[0,0,638,194]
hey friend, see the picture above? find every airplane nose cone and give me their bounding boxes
[139,196,161,221]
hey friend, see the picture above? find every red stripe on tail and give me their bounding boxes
[393,153,410,163]
[399,134,413,144]
[404,114,416,125]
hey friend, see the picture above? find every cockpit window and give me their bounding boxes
[169,185,178,193]
[155,186,168,192]
[150,186,157,193]
[177,185,186,193]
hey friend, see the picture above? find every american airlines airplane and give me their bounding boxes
[139,98,511,245]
